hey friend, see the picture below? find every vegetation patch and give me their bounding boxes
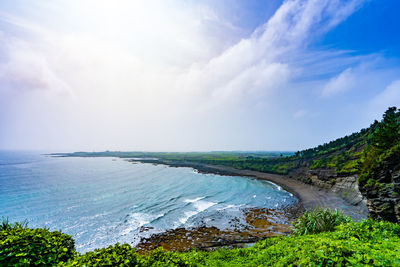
[0,218,75,266]
[358,107,400,186]
[2,212,400,266]
[292,207,351,235]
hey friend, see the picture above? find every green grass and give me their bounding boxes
[0,217,28,231]
[292,207,351,235]
[60,219,400,266]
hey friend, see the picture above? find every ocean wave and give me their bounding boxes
[216,204,242,211]
[184,196,205,203]
[120,212,163,236]
[179,200,217,225]
[193,200,217,212]
[179,210,198,224]
[263,180,283,191]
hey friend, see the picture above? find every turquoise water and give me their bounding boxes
[0,151,297,252]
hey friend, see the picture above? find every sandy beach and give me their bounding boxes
[131,160,369,222]
[200,164,368,221]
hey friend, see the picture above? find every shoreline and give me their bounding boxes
[129,159,368,222]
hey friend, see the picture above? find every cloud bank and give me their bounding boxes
[0,0,399,151]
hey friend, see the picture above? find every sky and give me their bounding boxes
[0,0,400,152]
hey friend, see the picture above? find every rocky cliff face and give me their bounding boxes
[289,168,367,209]
[358,150,400,223]
[288,151,400,223]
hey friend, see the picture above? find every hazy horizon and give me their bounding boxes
[1,0,400,152]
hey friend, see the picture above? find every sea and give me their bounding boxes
[0,151,297,252]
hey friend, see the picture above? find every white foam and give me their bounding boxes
[216,204,240,211]
[120,212,158,236]
[193,200,216,212]
[184,196,205,203]
[264,180,284,191]
[179,200,217,225]
[179,210,198,224]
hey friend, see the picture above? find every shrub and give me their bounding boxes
[60,245,192,267]
[293,207,351,235]
[248,225,400,266]
[334,219,400,241]
[203,219,400,266]
[0,223,75,266]
[2,217,400,266]
[59,243,140,267]
[145,247,192,266]
[0,217,28,231]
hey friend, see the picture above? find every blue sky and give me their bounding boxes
[319,0,400,57]
[0,0,399,151]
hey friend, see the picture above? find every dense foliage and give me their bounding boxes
[0,218,75,266]
[370,107,400,150]
[57,244,140,266]
[292,207,351,235]
[358,107,400,186]
[0,217,28,231]
[2,215,400,266]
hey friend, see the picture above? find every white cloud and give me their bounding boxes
[370,80,400,114]
[0,0,377,151]
[178,0,366,108]
[321,68,355,97]
[0,36,71,94]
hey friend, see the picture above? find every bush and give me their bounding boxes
[186,219,400,266]
[293,207,351,235]
[247,223,400,266]
[0,217,28,231]
[59,243,140,267]
[2,217,400,266]
[0,222,75,266]
[60,245,193,267]
[334,219,400,241]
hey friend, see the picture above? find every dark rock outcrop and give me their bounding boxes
[358,150,400,223]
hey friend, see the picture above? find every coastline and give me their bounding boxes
[129,159,368,222]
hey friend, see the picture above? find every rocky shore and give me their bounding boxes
[136,208,292,253]
[129,158,369,252]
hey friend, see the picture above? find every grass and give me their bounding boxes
[292,207,351,235]
[0,217,28,231]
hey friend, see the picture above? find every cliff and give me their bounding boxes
[289,167,365,207]
[288,107,399,223]
[358,145,400,223]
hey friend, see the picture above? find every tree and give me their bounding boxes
[371,107,400,150]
